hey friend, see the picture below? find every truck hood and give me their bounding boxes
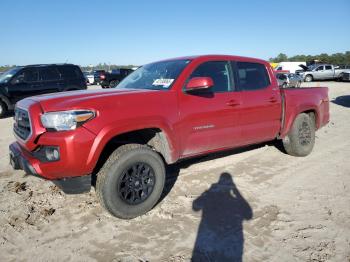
[29,88,158,112]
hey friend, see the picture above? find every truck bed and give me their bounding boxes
[280,87,329,137]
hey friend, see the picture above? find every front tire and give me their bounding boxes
[109,80,119,88]
[282,113,315,157]
[96,144,165,219]
[304,74,313,82]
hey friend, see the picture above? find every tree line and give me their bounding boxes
[269,51,350,65]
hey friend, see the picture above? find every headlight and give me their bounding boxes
[41,110,95,131]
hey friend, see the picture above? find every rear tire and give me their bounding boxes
[109,80,119,88]
[282,113,315,157]
[304,74,313,82]
[0,101,7,118]
[96,144,165,219]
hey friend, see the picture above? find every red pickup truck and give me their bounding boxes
[9,55,329,219]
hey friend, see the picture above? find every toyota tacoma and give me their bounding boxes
[9,55,330,219]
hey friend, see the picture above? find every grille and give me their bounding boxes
[14,108,31,140]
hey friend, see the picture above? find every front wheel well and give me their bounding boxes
[92,128,173,180]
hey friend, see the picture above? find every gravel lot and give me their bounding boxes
[0,82,349,261]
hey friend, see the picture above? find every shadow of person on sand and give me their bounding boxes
[192,172,253,262]
[332,95,350,108]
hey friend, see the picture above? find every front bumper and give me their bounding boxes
[10,143,38,176]
[9,142,91,194]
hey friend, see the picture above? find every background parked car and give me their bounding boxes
[100,68,134,88]
[83,71,94,85]
[0,64,86,117]
[336,65,350,81]
[275,73,302,88]
[298,64,350,82]
[93,70,105,85]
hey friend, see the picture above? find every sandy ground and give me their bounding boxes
[0,82,350,262]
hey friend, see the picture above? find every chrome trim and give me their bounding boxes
[13,105,33,143]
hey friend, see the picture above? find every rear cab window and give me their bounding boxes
[234,62,270,91]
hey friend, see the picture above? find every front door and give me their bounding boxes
[313,65,325,80]
[8,68,41,104]
[178,60,242,157]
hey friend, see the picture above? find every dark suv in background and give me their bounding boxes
[0,64,86,117]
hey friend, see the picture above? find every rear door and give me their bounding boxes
[38,66,61,94]
[324,65,334,79]
[178,60,242,157]
[234,61,281,144]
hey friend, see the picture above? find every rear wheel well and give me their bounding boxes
[303,110,317,127]
[92,128,172,181]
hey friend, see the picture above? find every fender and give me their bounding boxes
[84,118,179,172]
[280,103,320,138]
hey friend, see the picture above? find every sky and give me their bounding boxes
[0,0,349,66]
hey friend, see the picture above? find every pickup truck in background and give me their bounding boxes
[336,65,350,81]
[100,68,134,88]
[9,55,329,219]
[93,70,106,85]
[298,64,350,82]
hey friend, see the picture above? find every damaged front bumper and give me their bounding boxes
[9,142,91,194]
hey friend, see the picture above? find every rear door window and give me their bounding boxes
[235,62,270,91]
[325,65,332,70]
[57,66,82,79]
[39,67,60,81]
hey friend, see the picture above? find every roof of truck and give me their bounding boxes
[156,54,269,64]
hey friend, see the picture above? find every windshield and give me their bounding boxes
[0,67,21,83]
[117,59,191,90]
[308,64,317,71]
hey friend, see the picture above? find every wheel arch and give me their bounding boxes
[0,95,13,110]
[304,74,314,81]
[280,106,319,138]
[88,126,177,177]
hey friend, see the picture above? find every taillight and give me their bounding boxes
[100,74,106,80]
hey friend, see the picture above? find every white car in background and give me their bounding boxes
[83,72,94,85]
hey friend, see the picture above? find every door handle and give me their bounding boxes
[226,100,241,107]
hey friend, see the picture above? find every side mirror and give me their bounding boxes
[185,77,214,92]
